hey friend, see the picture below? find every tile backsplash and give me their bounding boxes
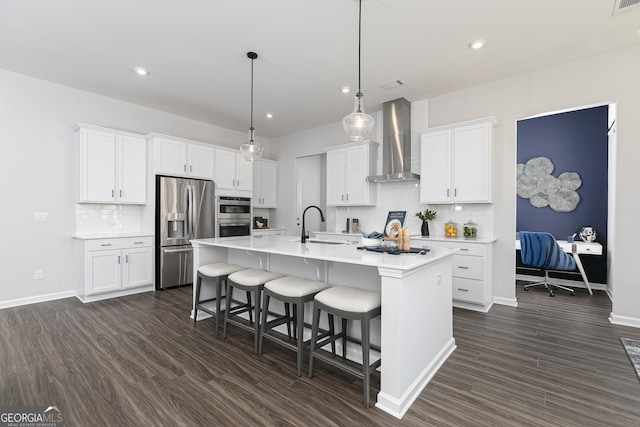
[75,204,143,234]
[328,182,494,237]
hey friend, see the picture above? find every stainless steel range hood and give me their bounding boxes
[367,97,420,183]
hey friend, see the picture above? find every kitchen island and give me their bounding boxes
[191,235,455,419]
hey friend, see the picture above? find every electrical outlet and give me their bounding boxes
[34,269,44,280]
[436,273,442,286]
[34,212,48,222]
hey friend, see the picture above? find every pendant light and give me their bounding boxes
[240,51,264,161]
[342,0,374,141]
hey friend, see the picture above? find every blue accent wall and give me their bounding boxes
[517,106,608,283]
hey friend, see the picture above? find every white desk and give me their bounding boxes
[515,239,603,295]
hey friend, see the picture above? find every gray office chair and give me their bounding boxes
[519,231,577,296]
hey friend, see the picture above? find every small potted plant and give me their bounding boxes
[415,209,437,237]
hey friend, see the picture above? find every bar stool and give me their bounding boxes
[308,286,382,408]
[193,263,246,335]
[223,269,283,353]
[258,276,331,376]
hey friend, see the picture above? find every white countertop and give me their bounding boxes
[72,232,153,240]
[191,234,454,271]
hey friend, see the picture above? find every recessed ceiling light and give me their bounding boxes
[341,86,351,94]
[469,39,486,50]
[134,67,150,76]
[265,113,273,119]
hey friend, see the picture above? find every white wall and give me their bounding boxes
[0,69,266,307]
[271,43,640,326]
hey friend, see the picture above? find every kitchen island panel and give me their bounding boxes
[377,258,455,417]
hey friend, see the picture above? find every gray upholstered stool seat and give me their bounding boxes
[223,269,284,353]
[193,263,246,335]
[308,286,382,408]
[258,276,331,376]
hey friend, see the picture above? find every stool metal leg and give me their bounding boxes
[223,280,232,339]
[214,277,223,335]
[193,275,202,323]
[361,314,371,408]
[258,292,270,355]
[253,288,261,354]
[296,300,305,377]
[341,318,348,359]
[308,305,321,378]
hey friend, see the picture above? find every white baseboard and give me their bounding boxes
[493,296,518,307]
[0,290,77,310]
[609,313,640,329]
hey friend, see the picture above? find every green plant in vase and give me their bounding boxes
[415,209,437,237]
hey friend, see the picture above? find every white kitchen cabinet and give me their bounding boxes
[150,135,216,179]
[419,117,496,204]
[253,159,278,208]
[74,124,146,204]
[75,236,154,302]
[325,141,377,206]
[216,149,252,197]
[413,237,495,312]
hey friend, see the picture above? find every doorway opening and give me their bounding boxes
[515,103,615,297]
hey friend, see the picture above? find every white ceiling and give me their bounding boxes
[1,1,639,139]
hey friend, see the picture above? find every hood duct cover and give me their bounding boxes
[367,97,420,183]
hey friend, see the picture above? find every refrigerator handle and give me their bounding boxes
[187,184,194,239]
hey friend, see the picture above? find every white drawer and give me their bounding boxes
[454,243,485,257]
[452,255,484,280]
[413,239,485,256]
[87,236,153,251]
[452,277,485,303]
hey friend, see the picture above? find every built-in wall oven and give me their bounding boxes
[217,196,251,237]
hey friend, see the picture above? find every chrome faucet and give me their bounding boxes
[301,205,325,243]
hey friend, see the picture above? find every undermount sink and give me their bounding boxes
[307,239,345,245]
[289,238,345,245]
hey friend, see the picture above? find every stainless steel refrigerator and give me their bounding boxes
[155,176,215,289]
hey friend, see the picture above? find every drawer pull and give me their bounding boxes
[457,266,470,269]
[100,243,112,247]
[459,248,469,251]
[133,241,145,244]
[457,288,469,292]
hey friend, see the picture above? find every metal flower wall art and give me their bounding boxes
[517,156,582,212]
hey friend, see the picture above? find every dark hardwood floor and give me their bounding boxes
[2,282,640,426]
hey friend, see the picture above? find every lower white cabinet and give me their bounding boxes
[413,238,495,312]
[75,236,154,302]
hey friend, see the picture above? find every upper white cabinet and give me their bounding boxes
[74,123,147,204]
[419,117,496,204]
[150,134,216,180]
[215,149,253,197]
[253,159,277,208]
[325,141,377,206]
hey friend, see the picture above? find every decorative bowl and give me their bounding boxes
[361,237,382,247]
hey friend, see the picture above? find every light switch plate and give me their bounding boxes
[34,212,48,222]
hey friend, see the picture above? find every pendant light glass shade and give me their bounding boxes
[240,51,263,162]
[240,127,263,161]
[343,92,374,141]
[343,0,374,142]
